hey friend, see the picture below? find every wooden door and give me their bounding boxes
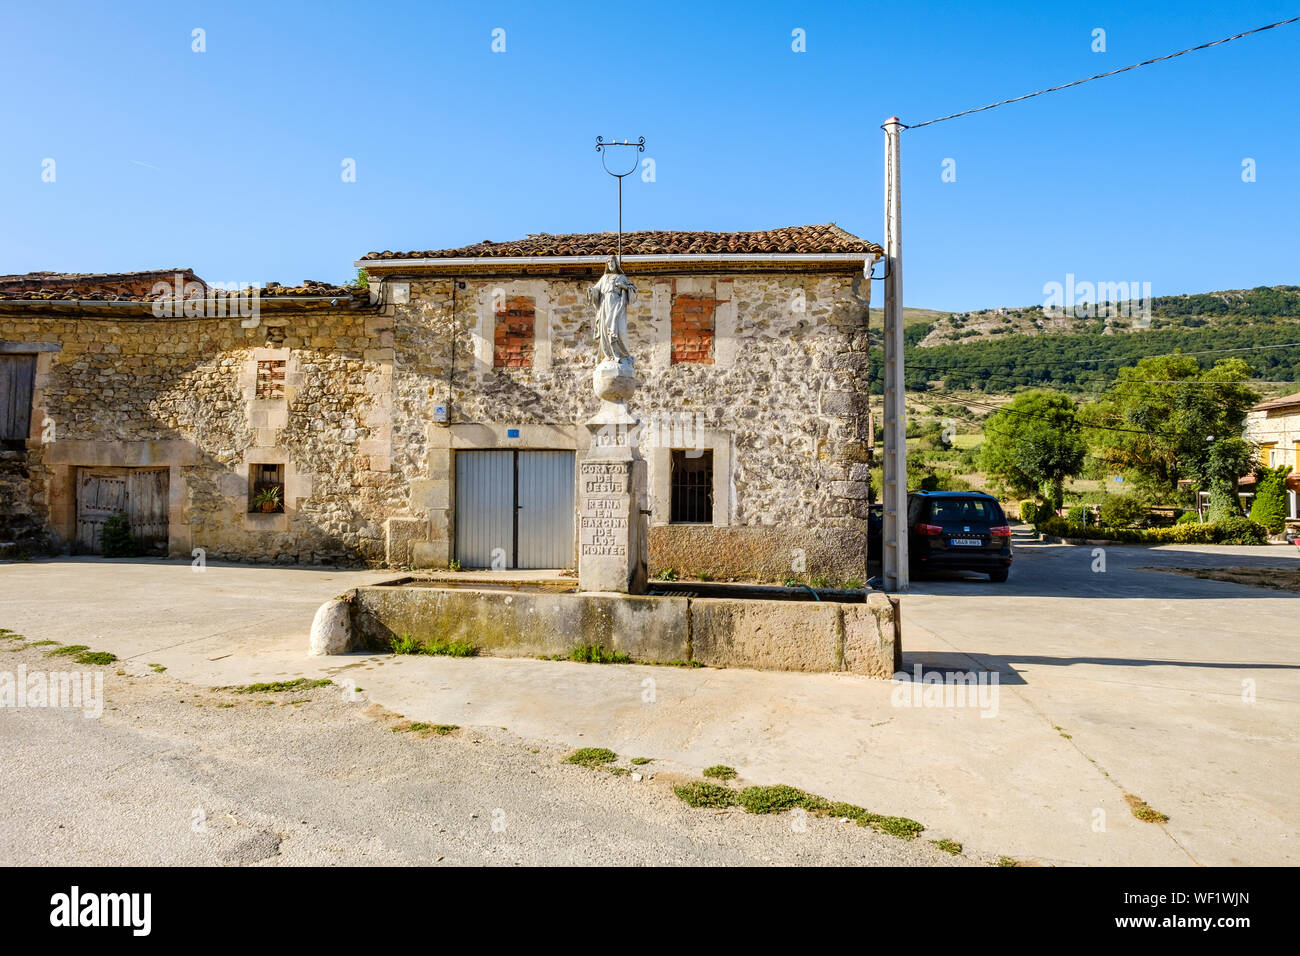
[127,469,170,550]
[76,467,169,554]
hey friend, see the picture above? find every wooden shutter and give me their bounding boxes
[0,354,37,441]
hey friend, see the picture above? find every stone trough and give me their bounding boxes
[309,578,901,678]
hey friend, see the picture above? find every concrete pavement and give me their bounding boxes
[2,541,1297,865]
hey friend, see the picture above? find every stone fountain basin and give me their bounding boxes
[337,578,900,677]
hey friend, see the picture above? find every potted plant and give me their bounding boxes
[252,486,282,514]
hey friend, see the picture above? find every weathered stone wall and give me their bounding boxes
[1,305,394,563]
[348,583,899,677]
[3,264,872,578]
[381,269,872,581]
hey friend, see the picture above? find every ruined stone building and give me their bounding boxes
[1,225,881,582]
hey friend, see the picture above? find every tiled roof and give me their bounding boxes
[1250,391,1300,413]
[0,269,195,285]
[362,224,882,261]
[258,280,363,298]
[0,274,361,302]
[0,269,203,300]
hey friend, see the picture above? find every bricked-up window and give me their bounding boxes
[670,450,713,524]
[256,360,286,399]
[249,463,285,514]
[494,296,535,368]
[671,295,716,365]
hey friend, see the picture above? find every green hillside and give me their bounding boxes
[915,285,1300,346]
[867,286,1300,395]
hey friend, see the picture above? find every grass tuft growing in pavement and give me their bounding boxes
[566,644,631,664]
[672,782,927,841]
[226,678,333,694]
[702,765,737,780]
[563,747,618,768]
[673,782,738,808]
[997,856,1020,867]
[396,722,460,736]
[931,839,963,856]
[76,651,117,666]
[43,644,117,665]
[630,757,653,766]
[391,633,477,657]
[1125,794,1169,824]
[738,785,830,815]
[46,645,89,657]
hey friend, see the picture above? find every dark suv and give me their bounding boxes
[907,491,1012,582]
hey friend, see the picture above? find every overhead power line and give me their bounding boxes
[903,15,1300,129]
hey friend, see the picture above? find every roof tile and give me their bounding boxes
[362,223,881,260]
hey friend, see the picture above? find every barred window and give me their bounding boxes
[670,449,713,524]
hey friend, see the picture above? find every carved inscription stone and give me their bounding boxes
[577,454,646,593]
[580,461,630,559]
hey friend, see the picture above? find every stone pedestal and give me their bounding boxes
[578,437,648,595]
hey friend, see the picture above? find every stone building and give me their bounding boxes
[1,225,882,581]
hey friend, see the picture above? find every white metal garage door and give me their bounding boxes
[454,450,574,570]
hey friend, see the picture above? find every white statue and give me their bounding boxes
[587,255,637,366]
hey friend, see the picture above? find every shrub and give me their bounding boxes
[1175,510,1201,525]
[1019,500,1040,524]
[1066,505,1087,526]
[1215,516,1269,546]
[100,512,144,558]
[1249,465,1291,535]
[1034,514,1265,545]
[1099,493,1149,528]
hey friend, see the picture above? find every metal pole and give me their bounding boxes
[595,136,644,264]
[882,117,909,592]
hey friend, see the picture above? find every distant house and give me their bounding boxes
[1242,391,1300,522]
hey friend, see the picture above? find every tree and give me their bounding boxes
[1197,438,1257,522]
[1249,463,1292,534]
[1080,356,1259,499]
[980,390,1086,510]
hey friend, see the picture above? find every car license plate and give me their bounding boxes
[950,538,982,546]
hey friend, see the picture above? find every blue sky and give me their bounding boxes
[1,1,1296,309]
